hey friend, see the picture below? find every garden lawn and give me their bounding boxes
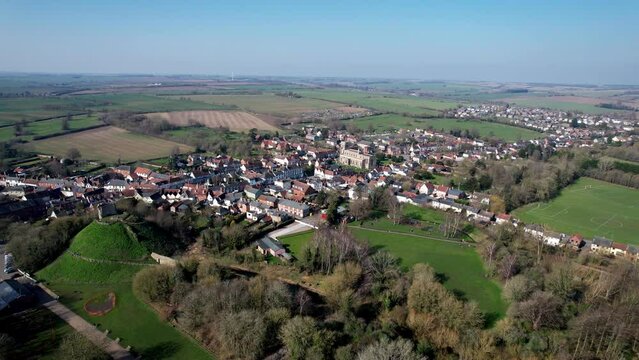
[512,177,639,245]
[279,230,315,258]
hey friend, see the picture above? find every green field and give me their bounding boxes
[28,126,194,163]
[513,177,639,244]
[0,94,227,125]
[36,221,213,359]
[504,97,628,115]
[298,90,458,116]
[0,115,102,142]
[348,114,542,141]
[279,215,506,321]
[166,94,343,117]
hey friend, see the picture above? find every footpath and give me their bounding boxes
[33,282,135,360]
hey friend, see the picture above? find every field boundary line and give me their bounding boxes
[68,251,155,266]
[348,225,475,246]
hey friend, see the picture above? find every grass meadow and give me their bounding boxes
[513,177,639,245]
[36,221,212,360]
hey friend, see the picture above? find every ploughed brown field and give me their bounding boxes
[29,126,194,163]
[147,110,278,131]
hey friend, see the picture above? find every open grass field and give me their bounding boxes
[36,221,212,360]
[166,94,343,117]
[0,114,102,142]
[147,110,277,131]
[28,126,194,163]
[513,177,639,244]
[298,90,460,116]
[503,97,630,114]
[349,114,542,141]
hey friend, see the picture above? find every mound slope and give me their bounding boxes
[69,222,149,262]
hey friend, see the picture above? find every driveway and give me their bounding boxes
[269,221,315,240]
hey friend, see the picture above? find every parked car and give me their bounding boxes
[4,253,15,274]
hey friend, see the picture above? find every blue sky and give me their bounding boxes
[0,0,637,84]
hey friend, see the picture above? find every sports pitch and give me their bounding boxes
[513,177,639,245]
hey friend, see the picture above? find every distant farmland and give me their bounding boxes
[167,94,345,117]
[298,90,460,116]
[0,93,227,125]
[0,114,102,142]
[349,115,542,141]
[29,126,194,162]
[147,110,278,131]
[503,97,632,114]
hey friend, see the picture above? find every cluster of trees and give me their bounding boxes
[0,331,107,360]
[476,223,639,358]
[468,153,582,211]
[606,143,639,163]
[133,259,322,359]
[129,213,639,359]
[583,156,639,189]
[200,221,251,253]
[274,91,302,98]
[299,225,369,275]
[448,127,481,140]
[116,198,195,255]
[4,216,92,272]
[101,112,176,135]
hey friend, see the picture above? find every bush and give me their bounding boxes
[216,310,268,360]
[7,216,91,273]
[133,266,177,303]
